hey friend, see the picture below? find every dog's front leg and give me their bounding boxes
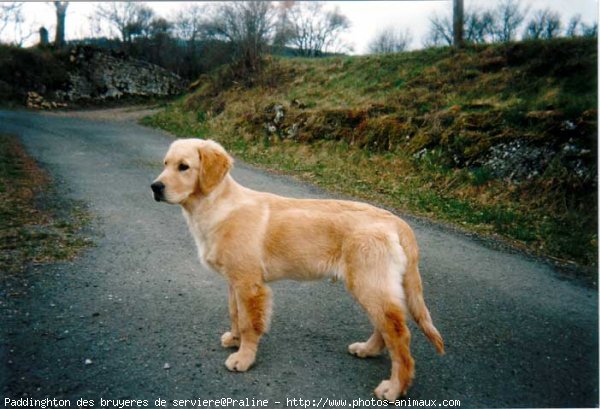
[221,284,241,348]
[224,281,272,372]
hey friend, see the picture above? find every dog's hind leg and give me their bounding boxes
[344,233,414,401]
[373,300,414,400]
[349,286,414,400]
[224,280,272,372]
[221,284,241,348]
[348,329,385,358]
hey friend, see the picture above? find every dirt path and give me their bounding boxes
[43,105,163,122]
[0,109,597,408]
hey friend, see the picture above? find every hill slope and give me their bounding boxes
[144,38,598,272]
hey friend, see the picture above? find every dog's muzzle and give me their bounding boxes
[151,181,165,202]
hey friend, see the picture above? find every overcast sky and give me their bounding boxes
[2,1,598,53]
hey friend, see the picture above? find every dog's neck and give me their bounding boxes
[181,174,244,230]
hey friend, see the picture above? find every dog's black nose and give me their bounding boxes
[151,181,165,202]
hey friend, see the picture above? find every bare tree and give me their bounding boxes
[129,5,155,39]
[94,2,129,41]
[95,2,154,42]
[566,14,598,38]
[203,1,277,72]
[54,1,68,48]
[566,14,582,37]
[491,0,527,42]
[453,0,464,47]
[424,12,453,47]
[581,21,598,37]
[368,26,412,54]
[173,4,205,48]
[278,1,351,57]
[272,0,294,50]
[148,17,171,38]
[425,6,501,47]
[425,0,530,47]
[171,4,209,77]
[0,2,34,46]
[86,12,102,39]
[464,8,494,44]
[524,9,562,40]
[0,2,23,39]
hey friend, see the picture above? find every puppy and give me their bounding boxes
[151,138,444,400]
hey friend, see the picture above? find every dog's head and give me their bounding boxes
[151,138,233,204]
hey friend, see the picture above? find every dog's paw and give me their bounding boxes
[374,379,404,401]
[225,351,255,372]
[348,341,382,358]
[221,331,240,348]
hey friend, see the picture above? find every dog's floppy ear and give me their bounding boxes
[198,140,233,194]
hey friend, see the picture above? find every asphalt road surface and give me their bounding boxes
[0,110,597,408]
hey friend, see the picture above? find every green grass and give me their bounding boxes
[0,135,92,276]
[142,38,598,274]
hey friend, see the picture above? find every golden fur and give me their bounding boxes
[152,138,444,400]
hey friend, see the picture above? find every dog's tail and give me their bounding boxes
[397,220,445,355]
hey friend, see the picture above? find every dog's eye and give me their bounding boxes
[178,163,189,172]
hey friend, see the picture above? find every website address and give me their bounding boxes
[285,398,461,408]
[169,397,461,408]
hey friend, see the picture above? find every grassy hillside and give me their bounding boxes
[143,38,597,272]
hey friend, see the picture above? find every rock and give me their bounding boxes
[163,362,171,370]
[26,45,186,105]
[480,138,594,184]
[413,148,428,160]
[562,120,577,131]
[286,123,299,139]
[291,99,306,109]
[84,358,93,365]
[481,139,554,181]
[273,104,285,125]
[26,91,68,110]
[63,46,186,101]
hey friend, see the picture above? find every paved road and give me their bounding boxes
[0,110,597,408]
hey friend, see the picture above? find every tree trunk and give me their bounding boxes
[54,1,68,48]
[453,0,464,48]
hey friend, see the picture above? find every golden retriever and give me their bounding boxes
[151,138,444,400]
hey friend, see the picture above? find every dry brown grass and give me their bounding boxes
[0,135,91,276]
